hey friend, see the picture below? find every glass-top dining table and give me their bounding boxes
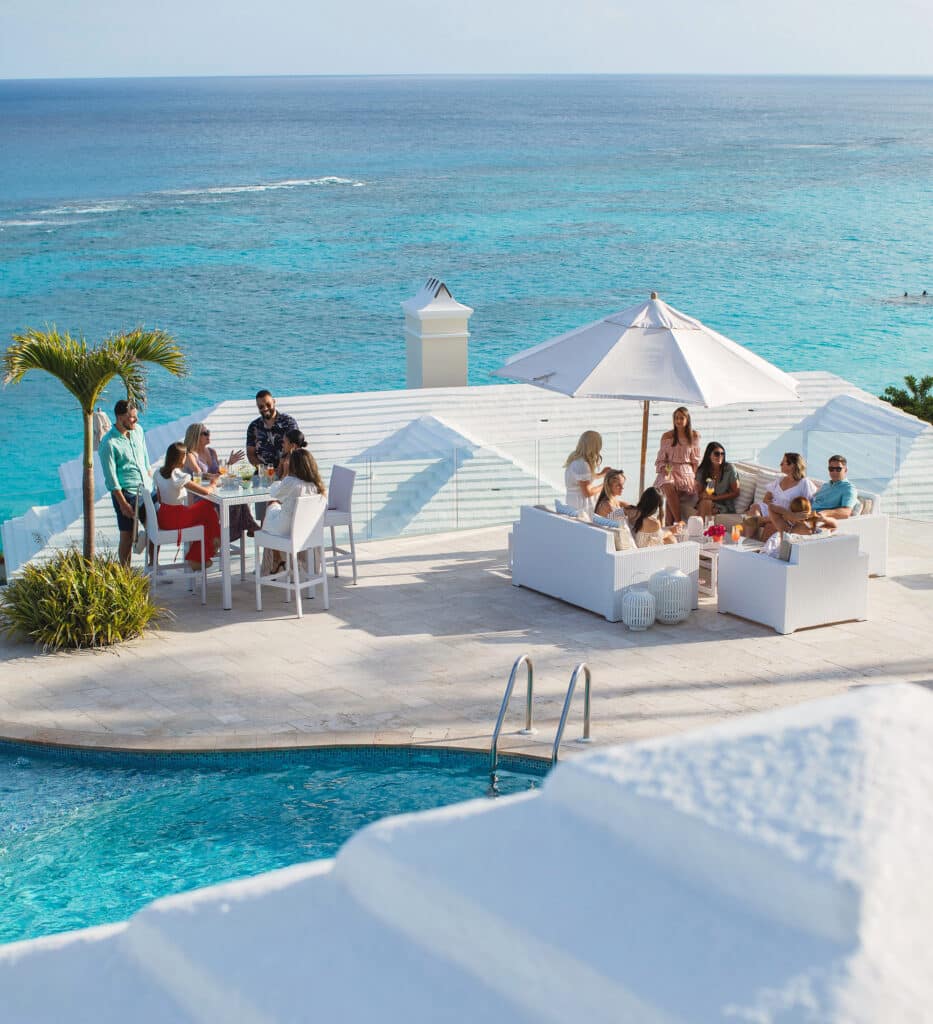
[201,477,275,609]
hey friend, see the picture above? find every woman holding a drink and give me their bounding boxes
[695,442,740,519]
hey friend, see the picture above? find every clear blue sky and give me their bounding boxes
[2,0,932,78]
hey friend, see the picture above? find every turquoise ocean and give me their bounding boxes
[1,75,931,529]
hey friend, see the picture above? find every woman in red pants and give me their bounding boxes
[154,442,220,568]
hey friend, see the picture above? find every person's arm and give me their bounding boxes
[246,421,260,467]
[580,474,609,498]
[183,451,201,476]
[690,433,701,469]
[140,434,152,478]
[815,512,837,530]
[654,434,672,472]
[817,482,857,519]
[713,470,740,505]
[183,476,215,498]
[101,439,133,517]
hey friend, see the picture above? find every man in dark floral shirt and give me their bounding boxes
[246,390,299,471]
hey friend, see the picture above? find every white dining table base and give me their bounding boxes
[204,483,274,610]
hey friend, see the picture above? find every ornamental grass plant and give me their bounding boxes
[0,549,166,651]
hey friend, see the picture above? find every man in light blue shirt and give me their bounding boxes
[811,454,859,520]
[98,399,152,565]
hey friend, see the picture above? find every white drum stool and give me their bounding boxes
[621,587,656,631]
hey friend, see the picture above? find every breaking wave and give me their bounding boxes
[162,176,365,197]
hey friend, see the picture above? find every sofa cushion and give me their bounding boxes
[591,513,637,551]
[736,472,757,513]
[554,499,581,517]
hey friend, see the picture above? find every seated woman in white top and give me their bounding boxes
[261,448,327,537]
[625,487,679,548]
[750,452,817,542]
[563,430,610,516]
[153,442,221,567]
[593,469,631,520]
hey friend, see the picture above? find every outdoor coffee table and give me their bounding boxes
[699,540,761,597]
[202,480,275,610]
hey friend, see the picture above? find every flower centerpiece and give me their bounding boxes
[703,523,726,543]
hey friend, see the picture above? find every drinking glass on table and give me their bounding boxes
[265,464,276,486]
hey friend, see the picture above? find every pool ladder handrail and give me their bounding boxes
[489,654,536,772]
[551,662,593,764]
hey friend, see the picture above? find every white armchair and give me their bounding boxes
[510,506,699,622]
[717,533,868,634]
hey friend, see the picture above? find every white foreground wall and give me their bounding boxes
[1,684,931,1024]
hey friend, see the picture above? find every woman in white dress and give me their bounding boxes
[563,431,610,516]
[750,452,817,541]
[259,449,327,572]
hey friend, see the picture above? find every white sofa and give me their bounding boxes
[685,461,888,577]
[717,533,869,635]
[510,506,700,622]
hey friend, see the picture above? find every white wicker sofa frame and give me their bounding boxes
[717,532,869,635]
[510,505,700,622]
[682,460,888,577]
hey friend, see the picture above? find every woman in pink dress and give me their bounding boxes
[652,407,701,524]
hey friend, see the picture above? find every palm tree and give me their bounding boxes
[880,374,933,425]
[3,327,186,559]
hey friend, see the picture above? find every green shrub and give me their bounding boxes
[0,549,166,651]
[880,374,933,425]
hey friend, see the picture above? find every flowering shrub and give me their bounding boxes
[703,524,726,540]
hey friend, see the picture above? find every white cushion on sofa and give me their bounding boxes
[736,472,757,513]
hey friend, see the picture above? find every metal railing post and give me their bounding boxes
[490,654,535,772]
[552,662,593,764]
[453,445,460,530]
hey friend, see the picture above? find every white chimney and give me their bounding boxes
[401,278,473,389]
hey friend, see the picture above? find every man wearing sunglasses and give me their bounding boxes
[811,455,859,520]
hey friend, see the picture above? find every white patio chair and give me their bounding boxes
[254,494,329,618]
[323,465,358,584]
[140,488,207,604]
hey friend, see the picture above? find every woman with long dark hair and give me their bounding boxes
[653,406,701,524]
[626,487,679,548]
[695,441,740,518]
[261,448,327,537]
[153,442,221,568]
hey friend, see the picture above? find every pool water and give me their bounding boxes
[0,743,544,946]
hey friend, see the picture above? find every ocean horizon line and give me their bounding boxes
[3,71,933,85]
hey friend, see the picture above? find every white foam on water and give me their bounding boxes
[0,219,58,227]
[162,176,365,197]
[34,201,132,216]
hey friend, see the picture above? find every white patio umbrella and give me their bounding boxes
[492,292,800,492]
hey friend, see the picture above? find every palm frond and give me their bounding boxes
[107,328,187,377]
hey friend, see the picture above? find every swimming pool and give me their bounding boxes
[0,741,545,946]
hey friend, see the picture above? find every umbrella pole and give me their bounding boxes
[639,400,650,495]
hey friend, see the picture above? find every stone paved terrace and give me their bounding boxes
[0,523,931,758]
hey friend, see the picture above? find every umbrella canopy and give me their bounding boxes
[493,293,800,490]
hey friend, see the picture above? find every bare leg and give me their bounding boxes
[767,505,791,538]
[696,495,714,519]
[660,483,679,525]
[117,530,132,567]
